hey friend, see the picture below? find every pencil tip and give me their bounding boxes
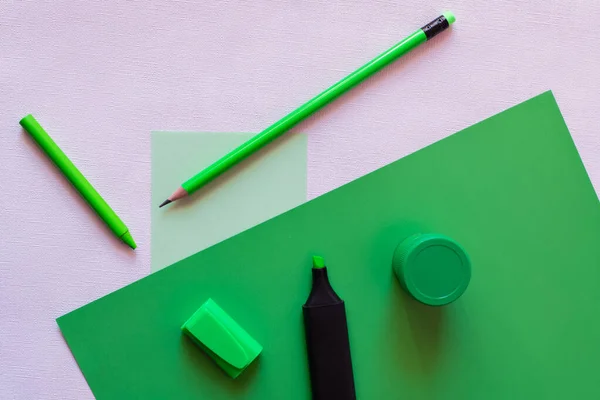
[159,199,172,208]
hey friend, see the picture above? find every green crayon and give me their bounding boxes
[20,114,136,249]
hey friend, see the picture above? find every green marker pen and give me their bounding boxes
[20,114,136,249]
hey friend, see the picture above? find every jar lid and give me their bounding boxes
[393,233,471,306]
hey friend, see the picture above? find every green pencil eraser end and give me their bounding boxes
[312,255,325,269]
[181,298,262,379]
[442,11,456,25]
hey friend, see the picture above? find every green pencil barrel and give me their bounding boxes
[182,29,427,193]
[20,115,129,238]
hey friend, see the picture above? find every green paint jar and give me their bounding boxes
[392,233,471,306]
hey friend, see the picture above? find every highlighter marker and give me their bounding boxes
[303,256,356,399]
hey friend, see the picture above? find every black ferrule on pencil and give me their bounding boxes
[303,266,356,400]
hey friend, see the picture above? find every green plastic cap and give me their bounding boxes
[181,298,262,378]
[442,11,456,25]
[392,233,471,306]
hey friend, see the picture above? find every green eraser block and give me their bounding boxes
[181,298,262,378]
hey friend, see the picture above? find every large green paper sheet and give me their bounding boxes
[58,92,600,399]
[151,132,307,272]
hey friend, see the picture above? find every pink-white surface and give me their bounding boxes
[1,1,600,398]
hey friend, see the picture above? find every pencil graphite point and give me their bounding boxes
[159,199,172,208]
[160,186,189,208]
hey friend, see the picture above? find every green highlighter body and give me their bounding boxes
[20,115,136,249]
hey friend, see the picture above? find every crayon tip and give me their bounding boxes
[159,199,172,208]
[312,255,325,269]
[121,231,137,249]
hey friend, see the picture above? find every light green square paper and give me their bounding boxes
[151,132,307,272]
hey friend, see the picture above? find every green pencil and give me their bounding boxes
[20,114,137,249]
[160,12,455,207]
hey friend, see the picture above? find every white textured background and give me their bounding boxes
[1,1,599,398]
